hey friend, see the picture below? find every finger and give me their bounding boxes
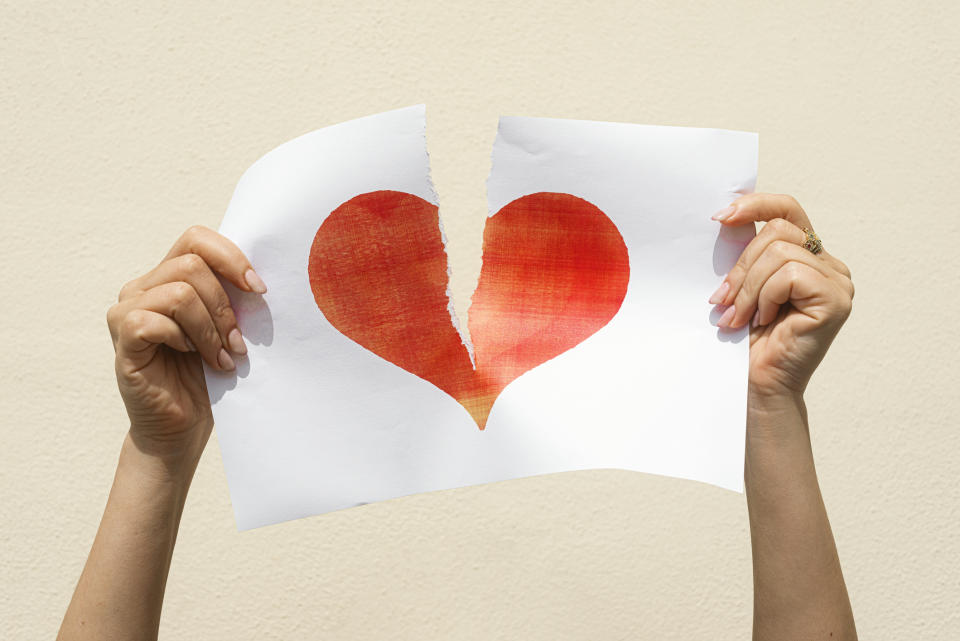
[712,193,813,229]
[712,193,850,278]
[163,225,267,295]
[752,261,853,328]
[108,281,235,371]
[710,217,809,307]
[720,240,843,329]
[113,309,195,370]
[712,217,855,311]
[118,253,247,356]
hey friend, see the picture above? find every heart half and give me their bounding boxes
[308,190,630,429]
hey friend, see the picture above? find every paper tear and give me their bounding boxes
[419,104,477,368]
[438,213,476,368]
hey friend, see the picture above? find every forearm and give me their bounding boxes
[745,393,856,641]
[58,431,196,641]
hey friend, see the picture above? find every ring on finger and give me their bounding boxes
[801,226,824,255]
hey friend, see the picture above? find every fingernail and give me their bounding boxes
[751,310,760,327]
[217,348,235,370]
[712,205,736,221]
[185,336,197,352]
[717,305,736,328]
[708,280,730,304]
[228,328,247,355]
[245,269,267,294]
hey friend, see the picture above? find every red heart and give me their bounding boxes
[308,190,630,429]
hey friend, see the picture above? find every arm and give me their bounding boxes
[710,194,857,639]
[745,394,855,640]
[58,226,266,641]
[57,435,197,640]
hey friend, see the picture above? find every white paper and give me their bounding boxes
[204,105,757,530]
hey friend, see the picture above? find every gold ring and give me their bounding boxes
[801,227,823,254]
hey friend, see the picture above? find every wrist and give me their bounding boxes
[743,395,816,500]
[121,429,202,489]
[747,383,804,413]
[746,387,812,461]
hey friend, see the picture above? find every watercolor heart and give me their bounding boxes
[308,190,630,429]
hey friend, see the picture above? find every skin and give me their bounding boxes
[57,195,856,640]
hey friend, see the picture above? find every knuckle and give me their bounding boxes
[117,281,135,301]
[767,217,792,235]
[786,261,804,283]
[213,296,234,321]
[120,308,150,334]
[733,253,749,272]
[181,252,206,276]
[735,274,757,300]
[782,193,802,210]
[838,293,854,319]
[769,239,793,259]
[169,281,196,306]
[203,321,222,346]
[731,259,744,275]
[106,303,120,328]
[183,224,208,243]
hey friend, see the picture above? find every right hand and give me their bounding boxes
[709,194,854,403]
[106,225,267,463]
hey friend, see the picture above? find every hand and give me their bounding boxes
[105,225,266,465]
[708,194,854,402]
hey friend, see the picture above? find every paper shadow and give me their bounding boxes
[708,305,747,344]
[207,284,275,404]
[710,226,750,344]
[712,223,750,276]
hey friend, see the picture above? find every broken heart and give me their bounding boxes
[308,190,630,429]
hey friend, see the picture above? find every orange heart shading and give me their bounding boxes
[308,190,630,429]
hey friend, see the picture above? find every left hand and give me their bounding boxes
[708,193,854,401]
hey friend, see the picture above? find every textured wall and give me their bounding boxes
[2,1,958,639]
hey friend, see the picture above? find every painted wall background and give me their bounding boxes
[1,1,957,638]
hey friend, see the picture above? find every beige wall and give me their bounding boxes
[2,1,957,638]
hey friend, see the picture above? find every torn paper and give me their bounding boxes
[204,104,758,530]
